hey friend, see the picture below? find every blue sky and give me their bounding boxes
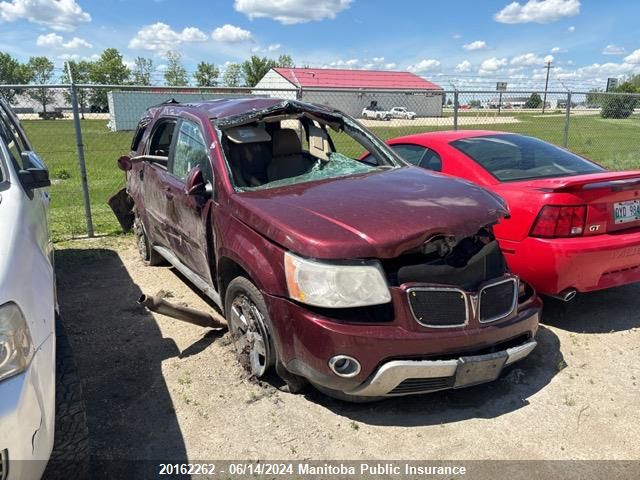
[1,0,639,89]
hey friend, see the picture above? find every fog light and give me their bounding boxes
[328,355,361,378]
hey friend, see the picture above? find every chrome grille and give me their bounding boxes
[479,278,518,323]
[407,287,467,327]
[389,377,454,395]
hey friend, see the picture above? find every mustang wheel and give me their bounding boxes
[225,277,274,377]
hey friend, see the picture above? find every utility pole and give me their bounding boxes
[542,60,553,114]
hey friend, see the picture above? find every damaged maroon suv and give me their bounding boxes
[112,98,541,401]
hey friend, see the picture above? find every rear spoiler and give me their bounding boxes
[531,171,640,193]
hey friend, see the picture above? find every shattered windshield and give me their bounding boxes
[242,152,377,191]
[217,103,401,192]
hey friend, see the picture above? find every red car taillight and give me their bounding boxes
[530,205,587,238]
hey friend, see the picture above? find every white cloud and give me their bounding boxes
[372,56,384,63]
[37,32,92,49]
[267,43,280,51]
[479,57,508,74]
[508,53,553,66]
[63,36,92,49]
[407,59,441,73]
[456,60,472,72]
[568,25,575,32]
[495,0,580,24]
[602,44,627,56]
[463,40,486,51]
[384,63,396,70]
[0,0,90,30]
[129,22,208,53]
[234,0,352,24]
[550,46,567,53]
[328,58,359,68]
[36,32,63,47]
[624,49,640,64]
[212,24,252,43]
[453,33,461,39]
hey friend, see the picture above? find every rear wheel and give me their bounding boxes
[43,316,89,480]
[134,215,164,266]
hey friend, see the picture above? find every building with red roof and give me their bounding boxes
[254,67,444,118]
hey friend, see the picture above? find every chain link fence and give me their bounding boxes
[1,84,639,241]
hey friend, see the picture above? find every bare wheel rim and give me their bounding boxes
[229,294,271,377]
[134,219,147,260]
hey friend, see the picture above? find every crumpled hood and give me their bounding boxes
[230,167,508,259]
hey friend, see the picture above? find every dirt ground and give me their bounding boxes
[55,236,640,468]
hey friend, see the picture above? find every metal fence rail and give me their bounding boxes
[1,83,638,241]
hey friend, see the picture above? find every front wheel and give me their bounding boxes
[225,277,276,378]
[42,316,89,480]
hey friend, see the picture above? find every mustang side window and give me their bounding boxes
[172,120,211,181]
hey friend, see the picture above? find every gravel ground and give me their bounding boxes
[55,236,640,469]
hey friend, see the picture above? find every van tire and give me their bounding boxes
[42,316,90,480]
[134,215,165,266]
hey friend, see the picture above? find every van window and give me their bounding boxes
[172,120,211,181]
[147,119,177,158]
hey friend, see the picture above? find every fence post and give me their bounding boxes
[66,62,94,237]
[563,91,572,148]
[453,90,459,131]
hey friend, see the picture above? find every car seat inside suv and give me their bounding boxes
[267,128,316,182]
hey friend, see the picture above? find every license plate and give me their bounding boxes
[453,351,508,388]
[613,200,640,224]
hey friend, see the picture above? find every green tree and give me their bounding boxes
[241,56,276,87]
[524,92,542,109]
[164,51,188,86]
[0,51,31,102]
[61,60,93,118]
[468,99,482,108]
[193,61,219,87]
[586,88,604,107]
[26,56,55,113]
[276,54,294,68]
[222,63,243,87]
[132,57,154,86]
[89,48,131,110]
[600,76,639,119]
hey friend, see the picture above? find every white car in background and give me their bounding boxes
[0,100,88,480]
[389,107,416,119]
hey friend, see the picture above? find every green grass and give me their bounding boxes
[21,114,640,242]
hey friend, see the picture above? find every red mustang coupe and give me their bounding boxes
[386,130,640,299]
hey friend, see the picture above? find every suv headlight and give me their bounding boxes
[284,252,391,308]
[0,303,34,382]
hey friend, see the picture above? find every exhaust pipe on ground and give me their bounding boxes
[551,288,577,302]
[138,294,226,329]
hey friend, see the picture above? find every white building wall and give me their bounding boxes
[252,70,298,100]
[300,90,443,118]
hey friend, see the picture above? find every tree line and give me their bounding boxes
[0,48,295,111]
[586,75,640,119]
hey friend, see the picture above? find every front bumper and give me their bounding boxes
[347,340,536,397]
[501,229,640,295]
[0,333,55,480]
[265,284,541,396]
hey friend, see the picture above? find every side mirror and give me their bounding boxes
[19,151,50,190]
[185,166,208,196]
[117,155,132,171]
